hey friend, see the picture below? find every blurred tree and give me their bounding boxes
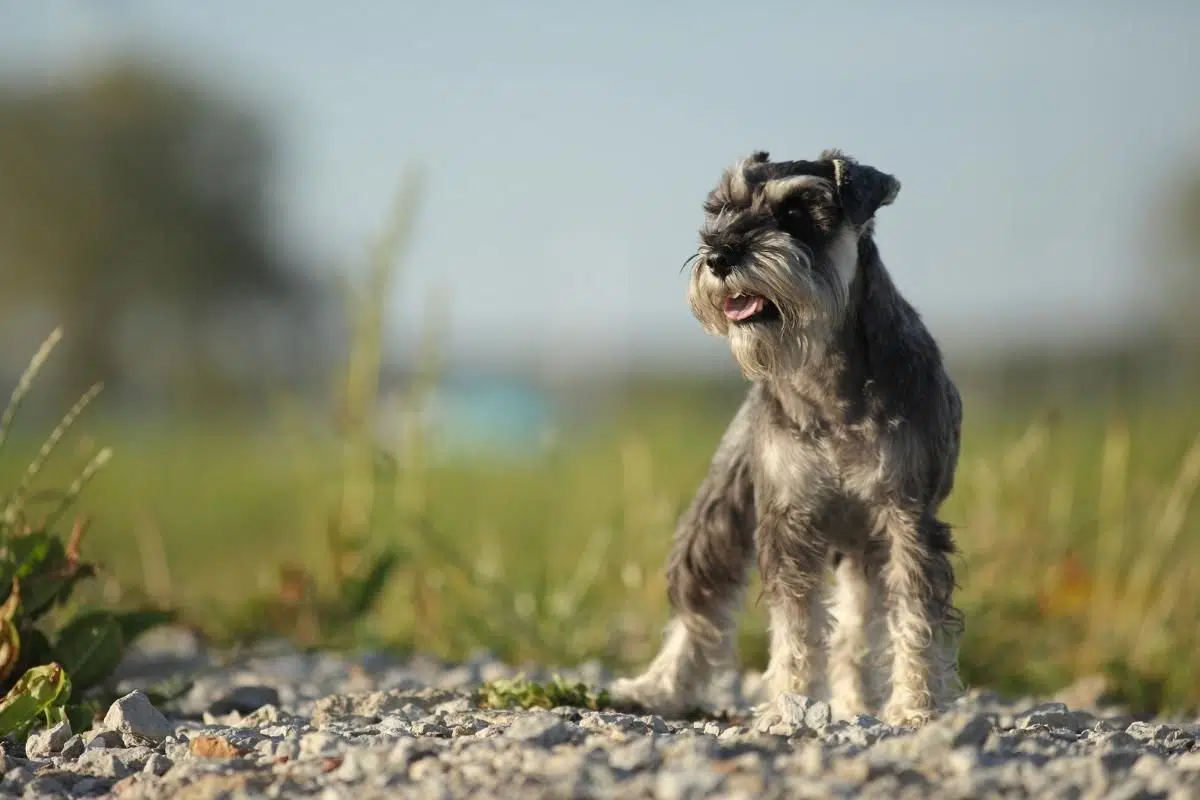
[1160,162,1200,351]
[0,58,333,406]
[1176,173,1200,260]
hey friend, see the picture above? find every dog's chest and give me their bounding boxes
[755,419,886,513]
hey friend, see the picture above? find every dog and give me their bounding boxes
[611,149,964,728]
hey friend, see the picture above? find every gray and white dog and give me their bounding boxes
[612,149,963,728]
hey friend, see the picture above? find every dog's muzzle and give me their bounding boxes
[705,249,740,279]
[699,249,780,325]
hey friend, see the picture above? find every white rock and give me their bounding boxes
[805,700,833,729]
[84,729,125,749]
[1016,704,1094,733]
[504,711,573,747]
[25,720,72,758]
[103,690,173,742]
[59,734,85,760]
[143,753,173,776]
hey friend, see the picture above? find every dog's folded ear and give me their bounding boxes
[821,150,901,227]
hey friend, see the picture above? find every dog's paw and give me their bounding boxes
[751,702,786,732]
[881,703,935,729]
[830,696,871,722]
[609,674,690,716]
[751,693,815,733]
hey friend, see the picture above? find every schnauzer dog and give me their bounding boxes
[612,149,964,728]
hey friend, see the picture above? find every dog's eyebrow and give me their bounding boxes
[760,175,826,204]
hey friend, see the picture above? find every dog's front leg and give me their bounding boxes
[752,503,830,727]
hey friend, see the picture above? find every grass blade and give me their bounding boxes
[0,328,63,459]
[10,382,104,513]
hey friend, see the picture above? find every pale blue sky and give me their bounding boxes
[3,1,1198,374]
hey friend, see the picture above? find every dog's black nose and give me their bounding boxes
[707,251,732,278]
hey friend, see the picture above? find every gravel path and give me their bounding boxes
[2,630,1198,799]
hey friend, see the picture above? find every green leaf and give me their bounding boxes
[112,609,176,644]
[52,611,124,693]
[20,627,54,669]
[43,702,67,728]
[20,564,95,619]
[342,550,401,618]
[65,701,100,734]
[0,662,71,737]
[1,533,57,580]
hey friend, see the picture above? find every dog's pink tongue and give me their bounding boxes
[724,295,764,321]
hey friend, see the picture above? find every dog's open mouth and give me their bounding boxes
[724,294,777,324]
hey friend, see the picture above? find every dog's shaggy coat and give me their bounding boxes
[612,149,963,727]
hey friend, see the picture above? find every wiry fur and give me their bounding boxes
[612,149,964,727]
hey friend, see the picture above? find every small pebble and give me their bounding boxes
[60,734,86,760]
[83,730,124,750]
[143,753,174,776]
[25,720,73,759]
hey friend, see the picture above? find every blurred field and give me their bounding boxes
[6,371,1200,717]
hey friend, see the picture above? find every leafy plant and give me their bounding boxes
[475,675,625,713]
[474,675,738,723]
[0,329,174,736]
[0,663,71,735]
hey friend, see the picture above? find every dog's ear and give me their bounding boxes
[821,150,901,226]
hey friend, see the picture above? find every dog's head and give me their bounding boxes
[687,149,900,378]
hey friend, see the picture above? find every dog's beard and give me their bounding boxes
[687,231,852,380]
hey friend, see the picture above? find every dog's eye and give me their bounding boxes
[778,203,816,239]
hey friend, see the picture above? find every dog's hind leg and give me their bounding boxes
[611,404,757,716]
[879,508,963,727]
